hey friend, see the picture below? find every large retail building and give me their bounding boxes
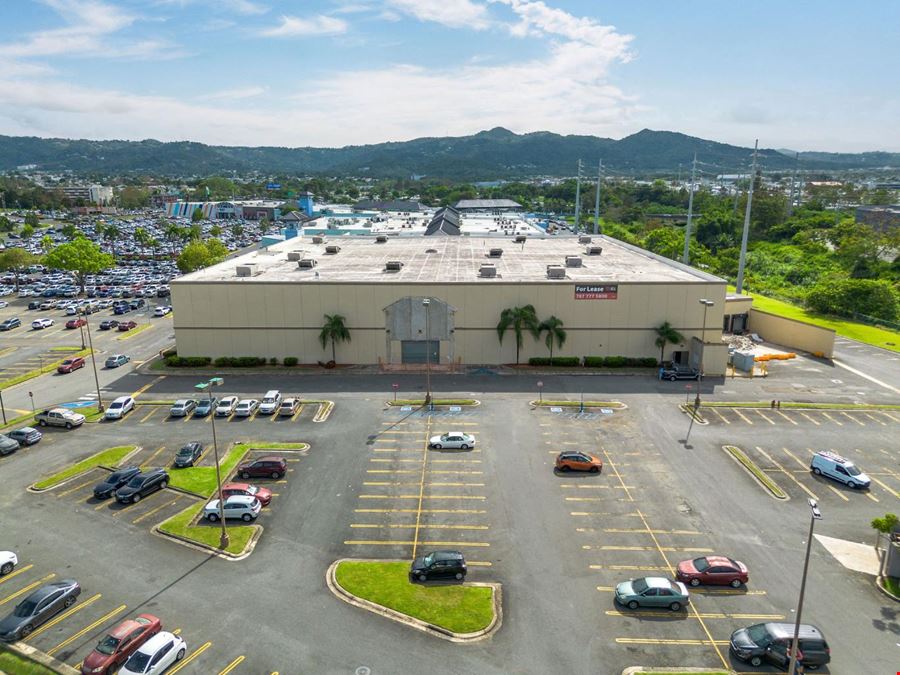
[171,235,729,373]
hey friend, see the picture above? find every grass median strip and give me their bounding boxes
[335,561,494,634]
[116,322,153,341]
[0,348,92,391]
[0,647,60,675]
[33,445,137,490]
[883,576,900,596]
[533,400,625,408]
[723,445,787,500]
[157,501,257,555]
[389,399,478,406]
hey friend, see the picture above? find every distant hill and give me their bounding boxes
[1,128,897,179]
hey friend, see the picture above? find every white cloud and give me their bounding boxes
[261,15,348,37]
[152,0,268,16]
[199,86,267,100]
[386,0,489,29]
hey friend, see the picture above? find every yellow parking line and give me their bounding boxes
[781,447,811,471]
[359,494,486,500]
[879,411,899,423]
[710,408,730,424]
[616,638,729,646]
[355,508,486,514]
[583,545,713,552]
[689,588,767,596]
[133,498,181,524]
[821,412,843,426]
[798,411,820,426]
[841,412,864,426]
[0,575,56,606]
[141,445,167,469]
[47,604,127,656]
[140,407,159,423]
[218,655,245,675]
[25,593,101,640]
[56,476,100,498]
[606,610,783,620]
[864,413,886,426]
[869,476,898,499]
[590,565,669,571]
[753,409,776,425]
[755,446,817,500]
[0,564,34,585]
[773,410,797,425]
[350,524,489,530]
[363,481,484,487]
[467,561,492,567]
[173,628,181,635]
[291,406,304,421]
[168,640,212,673]
[344,540,489,547]
[731,408,754,425]
[131,375,166,400]
[826,485,850,501]
[602,528,701,535]
[181,414,192,424]
[370,458,422,463]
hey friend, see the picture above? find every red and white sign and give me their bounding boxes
[574,284,618,300]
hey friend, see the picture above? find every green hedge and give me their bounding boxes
[165,355,212,367]
[213,356,267,368]
[283,357,298,366]
[584,356,658,368]
[528,357,582,366]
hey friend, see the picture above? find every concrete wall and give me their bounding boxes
[172,280,728,370]
[748,309,836,358]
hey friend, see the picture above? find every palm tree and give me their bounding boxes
[539,316,567,361]
[654,321,684,365]
[99,223,119,258]
[230,222,244,239]
[319,314,351,363]
[39,235,53,254]
[496,305,540,365]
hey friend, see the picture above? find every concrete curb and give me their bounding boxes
[530,400,627,410]
[875,575,900,603]
[152,518,263,562]
[27,445,143,493]
[678,403,708,424]
[1,642,80,674]
[385,400,481,409]
[722,445,789,501]
[622,668,737,674]
[311,400,335,422]
[326,559,502,643]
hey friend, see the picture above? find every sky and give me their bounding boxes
[0,0,897,152]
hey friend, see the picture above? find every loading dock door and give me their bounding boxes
[401,340,439,364]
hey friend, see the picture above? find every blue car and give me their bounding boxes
[193,397,218,417]
[8,427,42,446]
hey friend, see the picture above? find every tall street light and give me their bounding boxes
[83,312,104,412]
[788,498,822,675]
[195,376,228,549]
[422,298,432,407]
[695,299,714,407]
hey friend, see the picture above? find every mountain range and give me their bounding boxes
[1,128,897,179]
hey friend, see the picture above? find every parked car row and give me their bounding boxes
[170,390,303,420]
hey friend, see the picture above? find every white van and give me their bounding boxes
[259,390,283,415]
[810,451,870,489]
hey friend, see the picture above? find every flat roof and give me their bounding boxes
[177,235,724,284]
[300,212,542,235]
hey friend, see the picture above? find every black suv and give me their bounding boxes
[174,442,203,468]
[93,466,141,499]
[410,550,467,582]
[730,622,830,669]
[659,362,700,381]
[114,468,169,504]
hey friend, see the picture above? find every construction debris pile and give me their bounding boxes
[723,334,758,351]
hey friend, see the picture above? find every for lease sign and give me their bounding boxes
[574,284,618,299]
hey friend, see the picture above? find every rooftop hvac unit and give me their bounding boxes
[514,235,527,243]
[311,236,325,244]
[488,248,503,258]
[578,235,592,244]
[236,263,258,277]
[565,255,583,268]
[479,264,497,278]
[586,245,603,256]
[325,245,341,254]
[385,261,404,272]
[298,258,317,269]
[546,265,566,279]
[287,251,303,261]
[375,235,389,243]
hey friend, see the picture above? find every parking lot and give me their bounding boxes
[702,405,900,428]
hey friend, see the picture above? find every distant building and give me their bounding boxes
[59,185,113,205]
[353,199,425,212]
[424,207,461,236]
[855,205,900,230]
[454,199,523,214]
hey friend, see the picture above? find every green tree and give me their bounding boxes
[496,305,540,365]
[43,236,114,292]
[654,321,684,365]
[0,215,14,233]
[230,223,244,238]
[189,223,202,240]
[61,223,79,239]
[641,227,684,260]
[319,313,351,363]
[118,186,149,209]
[0,248,38,290]
[134,227,153,254]
[39,235,53,254]
[98,223,120,258]
[209,225,222,237]
[176,239,227,274]
[21,223,34,239]
[24,211,39,228]
[872,513,899,576]
[538,316,567,360]
[191,207,203,223]
[259,217,271,234]
[805,278,899,321]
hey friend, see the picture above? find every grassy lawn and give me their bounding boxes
[335,561,494,634]
[389,399,477,406]
[724,445,787,499]
[0,348,93,391]
[0,411,40,432]
[157,501,257,555]
[733,287,900,353]
[534,400,625,408]
[0,648,60,675]
[33,445,136,489]
[883,576,900,596]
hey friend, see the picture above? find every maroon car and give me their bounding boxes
[65,318,87,329]
[221,481,273,506]
[118,321,138,332]
[236,455,287,479]
[676,555,749,587]
[57,357,86,374]
[80,613,161,674]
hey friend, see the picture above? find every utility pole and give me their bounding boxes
[735,140,759,294]
[573,159,582,232]
[682,153,697,264]
[786,151,799,218]
[593,159,602,235]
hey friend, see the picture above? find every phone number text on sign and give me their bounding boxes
[574,284,618,299]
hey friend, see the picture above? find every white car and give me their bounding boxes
[204,495,261,522]
[153,305,172,317]
[31,318,54,329]
[65,305,79,315]
[120,631,186,675]
[258,390,282,415]
[0,551,17,576]
[428,432,476,450]
[215,395,239,417]
[233,399,260,417]
[0,301,8,309]
[105,396,135,420]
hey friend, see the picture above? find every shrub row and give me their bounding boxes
[527,356,659,368]
[528,357,582,367]
[213,356,267,368]
[284,357,298,366]
[165,355,212,368]
[163,354,303,368]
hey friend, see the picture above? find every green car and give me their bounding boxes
[615,576,690,611]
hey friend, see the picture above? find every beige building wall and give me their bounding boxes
[172,280,727,369]
[748,309,836,358]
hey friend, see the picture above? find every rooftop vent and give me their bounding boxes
[298,258,317,269]
[578,235,592,244]
[236,263,259,277]
[375,235,389,243]
[479,263,497,278]
[385,260,404,272]
[546,265,566,279]
[325,245,341,254]
[287,251,304,261]
[514,235,527,243]
[586,245,603,256]
[488,248,503,258]
[311,235,325,244]
[565,255,583,268]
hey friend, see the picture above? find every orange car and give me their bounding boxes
[555,451,603,473]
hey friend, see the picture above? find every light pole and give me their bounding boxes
[788,498,822,675]
[83,311,104,412]
[196,377,228,549]
[695,299,714,407]
[422,298,432,407]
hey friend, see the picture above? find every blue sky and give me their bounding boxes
[0,0,897,151]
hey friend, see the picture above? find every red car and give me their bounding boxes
[675,555,749,588]
[118,321,138,332]
[65,318,87,329]
[236,455,287,479]
[221,482,273,506]
[80,613,161,675]
[57,357,86,374]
